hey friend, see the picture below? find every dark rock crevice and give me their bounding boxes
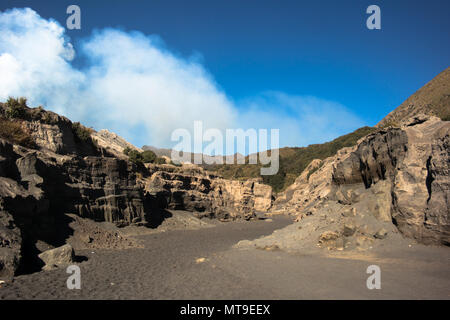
[425,156,434,203]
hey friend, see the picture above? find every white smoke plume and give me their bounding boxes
[0,8,364,150]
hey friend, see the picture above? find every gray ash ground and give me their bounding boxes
[0,214,449,299]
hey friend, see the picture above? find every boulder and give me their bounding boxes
[38,244,74,271]
[319,231,340,242]
[343,223,356,237]
[374,228,388,239]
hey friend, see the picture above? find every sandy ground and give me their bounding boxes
[0,214,449,300]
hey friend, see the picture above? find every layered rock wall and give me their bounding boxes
[0,138,149,278]
[145,164,272,220]
[271,115,449,246]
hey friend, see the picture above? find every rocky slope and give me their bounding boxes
[377,67,450,127]
[91,129,143,159]
[239,114,449,253]
[0,102,273,279]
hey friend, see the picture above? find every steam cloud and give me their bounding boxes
[0,8,364,151]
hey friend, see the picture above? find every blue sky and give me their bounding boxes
[0,0,449,150]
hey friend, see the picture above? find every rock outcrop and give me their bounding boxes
[333,115,449,245]
[0,137,151,278]
[62,156,149,225]
[145,163,272,221]
[254,115,449,252]
[91,129,143,159]
[20,107,100,156]
[0,103,274,278]
[0,103,153,277]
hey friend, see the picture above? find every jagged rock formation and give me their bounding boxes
[20,107,100,156]
[332,114,449,245]
[145,163,272,221]
[250,115,449,252]
[62,156,149,225]
[0,102,148,277]
[91,129,143,159]
[2,67,447,278]
[0,137,150,277]
[0,103,273,278]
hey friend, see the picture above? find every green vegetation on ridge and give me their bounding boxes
[0,97,37,148]
[205,126,376,193]
[123,147,168,165]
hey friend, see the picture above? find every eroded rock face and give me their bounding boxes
[145,164,273,221]
[0,137,151,277]
[18,108,99,156]
[0,210,22,279]
[332,128,408,186]
[266,115,449,249]
[252,182,273,212]
[62,156,148,225]
[91,129,143,159]
[23,120,76,155]
[332,116,449,245]
[0,105,274,277]
[392,116,450,244]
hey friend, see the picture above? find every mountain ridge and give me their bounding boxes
[377,67,450,127]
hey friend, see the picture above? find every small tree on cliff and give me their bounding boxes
[5,97,27,119]
[127,150,144,164]
[142,150,157,163]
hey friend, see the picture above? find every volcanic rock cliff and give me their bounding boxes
[145,163,272,221]
[1,68,449,278]
[239,68,450,253]
[239,114,449,253]
[0,102,273,278]
[0,137,149,277]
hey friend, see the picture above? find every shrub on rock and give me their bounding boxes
[4,97,27,119]
[142,150,157,163]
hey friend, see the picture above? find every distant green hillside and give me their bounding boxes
[205,126,376,193]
